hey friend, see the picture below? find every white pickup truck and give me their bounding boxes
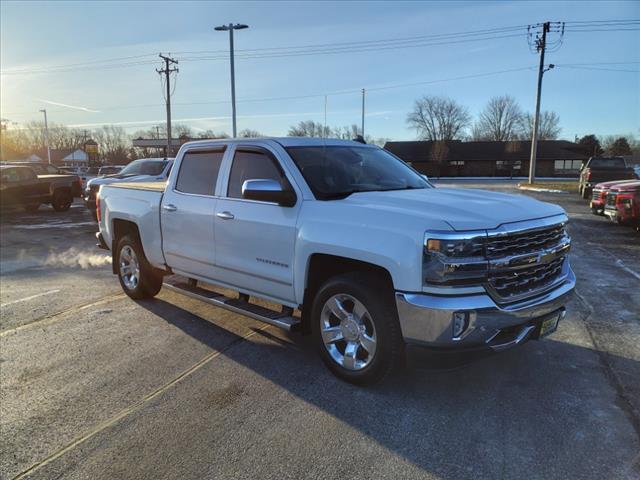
[97,137,575,384]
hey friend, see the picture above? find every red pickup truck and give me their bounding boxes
[590,179,638,215]
[603,181,640,227]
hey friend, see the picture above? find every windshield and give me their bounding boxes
[119,160,168,176]
[286,146,430,200]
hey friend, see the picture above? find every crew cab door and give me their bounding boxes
[0,168,23,206]
[213,145,300,303]
[160,147,226,278]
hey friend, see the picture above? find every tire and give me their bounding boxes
[581,188,590,200]
[24,203,40,212]
[115,234,163,299]
[51,190,72,211]
[310,272,404,385]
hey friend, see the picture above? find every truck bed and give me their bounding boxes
[108,181,167,192]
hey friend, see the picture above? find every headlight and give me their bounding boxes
[423,232,488,286]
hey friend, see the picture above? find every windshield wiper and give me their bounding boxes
[321,190,359,200]
[378,185,425,192]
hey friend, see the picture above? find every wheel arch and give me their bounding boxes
[300,253,394,334]
[111,219,143,274]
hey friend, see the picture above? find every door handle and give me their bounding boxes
[163,204,177,212]
[216,211,234,220]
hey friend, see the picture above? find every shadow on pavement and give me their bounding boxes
[136,298,640,479]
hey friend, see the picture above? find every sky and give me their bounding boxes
[1,0,639,141]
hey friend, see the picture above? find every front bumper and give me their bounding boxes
[604,206,619,222]
[395,266,575,351]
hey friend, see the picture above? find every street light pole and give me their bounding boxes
[215,23,249,138]
[39,109,51,164]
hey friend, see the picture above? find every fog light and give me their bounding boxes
[452,312,469,339]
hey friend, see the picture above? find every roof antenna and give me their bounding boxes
[353,135,366,144]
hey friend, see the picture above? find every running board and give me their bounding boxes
[162,277,300,332]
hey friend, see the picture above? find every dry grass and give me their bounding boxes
[517,181,579,193]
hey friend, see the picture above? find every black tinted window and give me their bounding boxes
[227,150,287,199]
[1,168,20,182]
[590,158,626,168]
[120,160,168,176]
[18,168,37,180]
[175,150,224,195]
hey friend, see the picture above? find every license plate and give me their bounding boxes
[540,314,560,338]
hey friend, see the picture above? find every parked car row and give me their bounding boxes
[84,158,173,219]
[588,178,640,231]
[578,156,636,199]
[0,162,140,215]
[0,164,82,212]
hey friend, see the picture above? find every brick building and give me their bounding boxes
[384,140,588,178]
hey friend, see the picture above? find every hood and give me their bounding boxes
[342,187,565,231]
[595,179,638,188]
[613,181,640,192]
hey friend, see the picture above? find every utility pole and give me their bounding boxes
[39,109,51,164]
[527,21,562,184]
[324,95,328,138]
[157,54,178,155]
[215,23,249,138]
[361,88,366,138]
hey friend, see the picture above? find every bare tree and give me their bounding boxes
[472,95,523,141]
[196,130,229,139]
[93,125,132,164]
[519,111,562,140]
[238,128,263,138]
[288,120,331,137]
[332,124,360,140]
[407,95,471,141]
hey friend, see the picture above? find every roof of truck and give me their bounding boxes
[181,137,372,149]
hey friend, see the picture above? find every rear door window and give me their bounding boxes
[17,168,37,181]
[175,150,225,196]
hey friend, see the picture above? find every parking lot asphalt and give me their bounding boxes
[1,185,639,480]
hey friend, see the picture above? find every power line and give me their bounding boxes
[3,60,637,118]
[174,24,529,55]
[0,27,531,76]
[555,65,639,73]
[1,53,159,74]
[3,19,638,76]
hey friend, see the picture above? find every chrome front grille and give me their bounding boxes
[485,221,569,303]
[488,256,565,301]
[486,223,566,258]
[592,188,604,201]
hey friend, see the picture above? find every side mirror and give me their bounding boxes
[242,179,296,207]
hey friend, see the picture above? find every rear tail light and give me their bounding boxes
[96,192,101,222]
[586,168,592,181]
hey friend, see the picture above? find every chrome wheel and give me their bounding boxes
[320,293,377,371]
[119,245,140,291]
